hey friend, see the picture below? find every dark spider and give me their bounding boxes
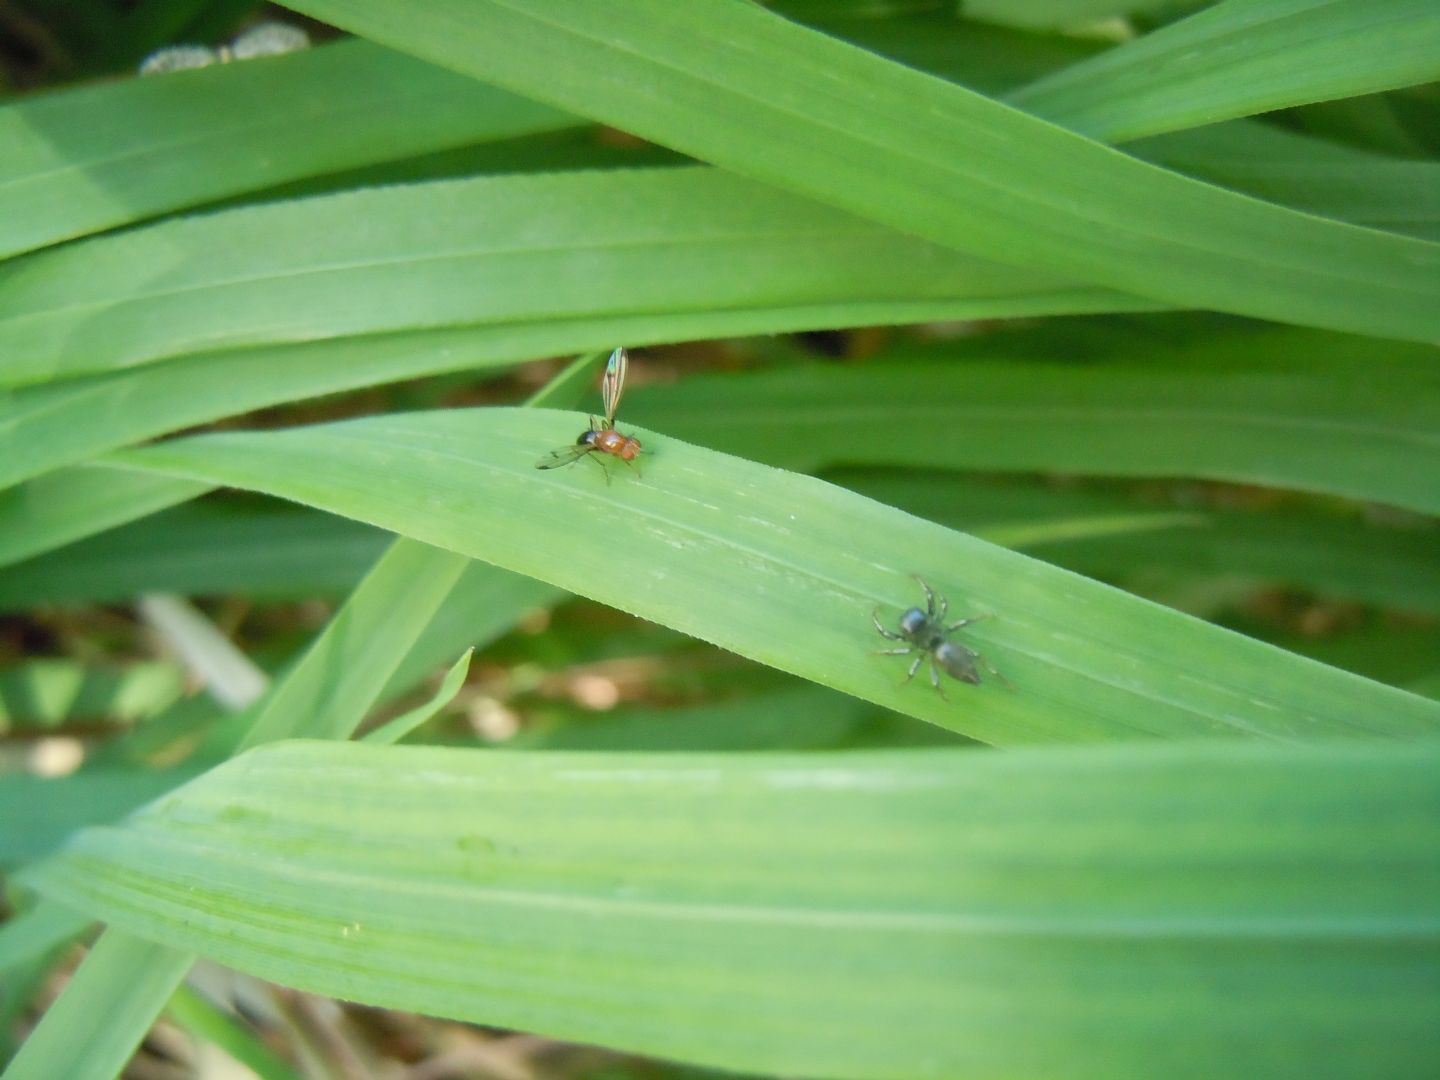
[872,577,1007,697]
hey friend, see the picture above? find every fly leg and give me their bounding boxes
[585,453,613,486]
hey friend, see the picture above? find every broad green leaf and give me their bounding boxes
[1008,0,1440,143]
[0,39,575,259]
[0,168,1138,389]
[624,360,1440,514]
[0,190,1158,493]
[8,473,1428,626]
[102,408,1440,743]
[24,738,1440,1080]
[274,0,1440,342]
[0,467,209,569]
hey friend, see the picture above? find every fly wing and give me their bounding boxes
[601,346,628,424]
[534,443,591,470]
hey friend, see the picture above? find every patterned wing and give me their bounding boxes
[601,346,629,424]
[534,443,592,470]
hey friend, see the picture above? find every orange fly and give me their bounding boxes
[535,347,643,481]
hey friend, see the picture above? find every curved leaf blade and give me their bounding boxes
[273,0,1440,342]
[0,168,1138,389]
[103,408,1440,743]
[24,738,1440,1080]
[623,360,1440,514]
[1008,0,1440,143]
[0,39,577,259]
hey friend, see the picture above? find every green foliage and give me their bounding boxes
[2,2,1437,1078]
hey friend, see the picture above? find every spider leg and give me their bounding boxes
[872,610,905,640]
[903,654,924,684]
[928,657,950,701]
[873,647,914,656]
[947,614,988,632]
[979,654,1015,690]
[916,576,938,619]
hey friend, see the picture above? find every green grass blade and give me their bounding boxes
[1008,0,1440,143]
[850,473,1440,619]
[0,905,89,974]
[237,540,468,749]
[0,467,209,569]
[165,984,306,1080]
[102,408,1440,743]
[0,168,1138,389]
[0,931,195,1080]
[273,0,1440,342]
[623,359,1440,513]
[0,766,204,867]
[814,10,1440,239]
[0,500,380,609]
[379,564,564,702]
[963,0,1187,27]
[0,39,576,259]
[2,508,478,1078]
[811,9,1105,95]
[1134,121,1440,240]
[23,738,1440,1080]
[362,649,473,746]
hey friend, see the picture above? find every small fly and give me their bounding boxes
[872,576,1008,697]
[534,347,643,482]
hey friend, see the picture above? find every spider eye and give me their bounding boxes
[899,608,927,636]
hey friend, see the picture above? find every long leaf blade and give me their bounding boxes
[273,0,1440,342]
[103,408,1440,743]
[23,738,1440,1080]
